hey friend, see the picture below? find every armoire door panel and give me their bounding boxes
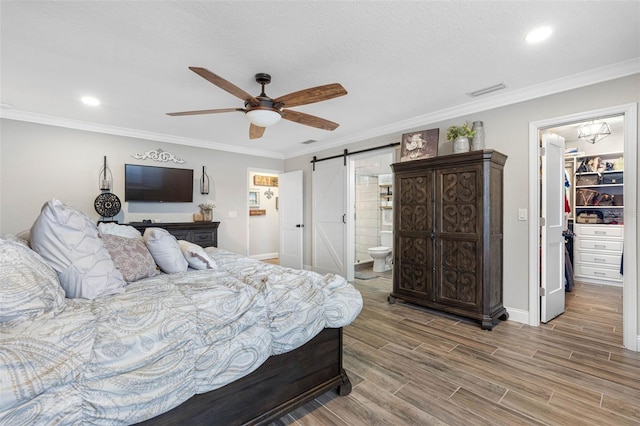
[438,166,481,235]
[397,236,432,297]
[436,238,479,308]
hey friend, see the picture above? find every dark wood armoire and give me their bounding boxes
[388,149,508,330]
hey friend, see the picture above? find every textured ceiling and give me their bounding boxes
[1,1,639,158]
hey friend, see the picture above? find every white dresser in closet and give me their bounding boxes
[573,224,623,285]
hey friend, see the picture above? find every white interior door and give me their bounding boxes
[312,159,347,278]
[541,133,566,322]
[279,170,303,269]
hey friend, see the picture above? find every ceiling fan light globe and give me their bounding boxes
[246,109,282,127]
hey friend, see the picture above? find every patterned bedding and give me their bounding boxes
[0,243,362,425]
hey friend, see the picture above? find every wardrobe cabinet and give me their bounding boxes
[388,150,508,330]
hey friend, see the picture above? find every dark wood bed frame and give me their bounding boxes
[137,327,351,425]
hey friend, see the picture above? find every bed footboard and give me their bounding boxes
[138,327,350,425]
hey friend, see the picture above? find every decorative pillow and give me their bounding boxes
[30,199,126,299]
[0,234,66,323]
[143,228,188,274]
[100,234,159,282]
[178,240,217,270]
[15,229,31,245]
[98,222,142,239]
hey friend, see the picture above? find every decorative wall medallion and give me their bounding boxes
[132,148,185,164]
[94,192,122,218]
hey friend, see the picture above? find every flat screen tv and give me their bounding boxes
[125,164,193,202]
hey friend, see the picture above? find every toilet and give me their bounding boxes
[368,230,393,272]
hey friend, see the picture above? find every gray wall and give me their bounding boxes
[1,74,638,321]
[285,74,640,315]
[0,120,284,255]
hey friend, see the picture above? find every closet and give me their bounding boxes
[388,150,508,330]
[566,151,624,284]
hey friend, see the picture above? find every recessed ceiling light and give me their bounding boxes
[81,96,101,106]
[525,26,552,44]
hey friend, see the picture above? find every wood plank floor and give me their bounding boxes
[272,277,640,425]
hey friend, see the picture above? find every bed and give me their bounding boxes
[0,200,362,425]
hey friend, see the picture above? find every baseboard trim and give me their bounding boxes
[249,252,278,261]
[503,306,528,325]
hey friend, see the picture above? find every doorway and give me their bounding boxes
[348,148,395,282]
[528,103,638,351]
[247,168,282,261]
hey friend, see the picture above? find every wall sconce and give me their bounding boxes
[200,166,210,194]
[99,156,112,192]
[578,120,611,144]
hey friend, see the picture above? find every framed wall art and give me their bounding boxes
[400,128,439,161]
[249,191,260,207]
[253,175,279,187]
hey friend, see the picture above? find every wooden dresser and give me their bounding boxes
[389,150,508,330]
[129,221,220,248]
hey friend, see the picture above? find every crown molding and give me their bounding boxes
[0,109,285,160]
[1,58,637,161]
[287,58,640,158]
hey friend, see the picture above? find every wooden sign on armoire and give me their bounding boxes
[389,149,508,330]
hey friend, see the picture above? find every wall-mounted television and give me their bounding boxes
[125,164,193,202]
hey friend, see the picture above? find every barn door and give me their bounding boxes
[312,159,348,278]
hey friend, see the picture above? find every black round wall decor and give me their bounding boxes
[94,192,122,218]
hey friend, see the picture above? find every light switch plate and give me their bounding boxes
[518,209,527,221]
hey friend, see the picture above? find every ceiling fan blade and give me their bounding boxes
[273,83,347,108]
[249,124,266,139]
[167,108,244,116]
[281,109,339,131]
[189,67,259,106]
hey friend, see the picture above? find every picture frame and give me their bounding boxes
[382,208,393,226]
[249,191,260,207]
[400,128,439,161]
[253,175,279,187]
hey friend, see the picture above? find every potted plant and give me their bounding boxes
[198,201,216,221]
[446,121,476,154]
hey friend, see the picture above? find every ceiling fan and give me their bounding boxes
[167,67,347,139]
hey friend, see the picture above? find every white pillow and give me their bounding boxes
[0,234,66,322]
[143,228,188,274]
[30,199,126,299]
[98,222,142,239]
[178,240,217,270]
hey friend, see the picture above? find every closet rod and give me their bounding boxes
[311,142,400,171]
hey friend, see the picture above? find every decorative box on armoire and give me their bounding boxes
[388,149,508,330]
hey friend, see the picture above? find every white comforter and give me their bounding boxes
[0,249,362,425]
